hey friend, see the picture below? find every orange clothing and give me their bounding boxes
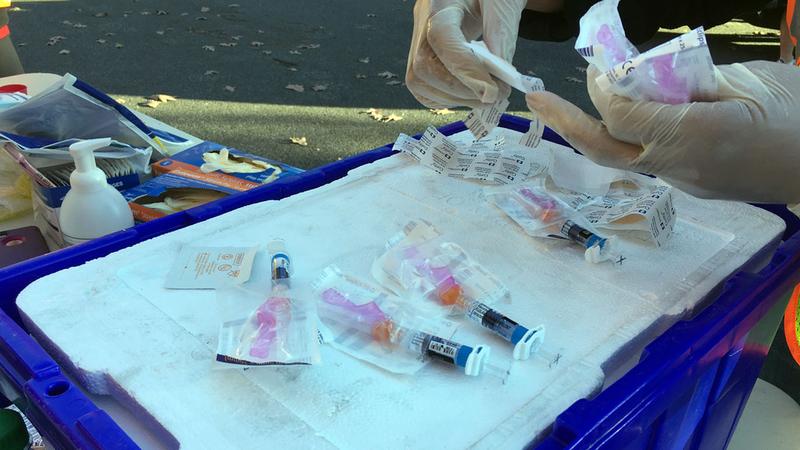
[0,1,10,40]
[788,0,800,64]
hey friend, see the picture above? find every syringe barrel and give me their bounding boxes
[561,220,605,249]
[463,300,528,344]
[405,330,472,369]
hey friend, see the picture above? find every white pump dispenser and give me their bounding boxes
[58,138,134,245]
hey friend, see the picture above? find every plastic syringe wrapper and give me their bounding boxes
[575,0,717,104]
[372,220,510,315]
[216,284,322,367]
[485,183,624,264]
[312,265,461,375]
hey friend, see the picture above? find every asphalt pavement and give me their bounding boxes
[6,0,784,168]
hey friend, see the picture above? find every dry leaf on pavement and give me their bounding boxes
[224,85,236,92]
[147,94,177,102]
[138,100,161,108]
[430,108,455,115]
[385,80,402,86]
[358,57,370,63]
[382,114,403,123]
[360,108,402,123]
[289,137,308,146]
[361,108,384,120]
[311,84,328,92]
[47,36,66,46]
[377,71,397,79]
[203,45,216,52]
[286,84,305,92]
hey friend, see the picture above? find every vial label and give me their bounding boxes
[271,252,290,281]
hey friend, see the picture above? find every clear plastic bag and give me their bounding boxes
[312,265,461,375]
[485,184,623,264]
[0,74,156,172]
[372,221,545,360]
[574,0,638,71]
[216,283,321,367]
[372,220,509,314]
[576,0,717,104]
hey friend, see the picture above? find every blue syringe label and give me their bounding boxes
[467,301,518,341]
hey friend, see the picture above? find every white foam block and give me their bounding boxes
[18,128,784,449]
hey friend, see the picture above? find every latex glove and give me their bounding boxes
[526,61,800,204]
[406,0,527,109]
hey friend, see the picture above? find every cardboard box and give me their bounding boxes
[123,173,240,222]
[152,142,303,191]
[33,170,141,208]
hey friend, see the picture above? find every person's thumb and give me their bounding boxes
[526,91,643,169]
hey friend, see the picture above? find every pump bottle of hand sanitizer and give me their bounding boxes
[58,138,134,245]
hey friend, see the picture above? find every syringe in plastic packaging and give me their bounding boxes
[234,240,293,360]
[403,248,544,360]
[500,186,625,265]
[319,288,510,381]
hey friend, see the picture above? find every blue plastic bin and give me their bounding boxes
[1,115,797,449]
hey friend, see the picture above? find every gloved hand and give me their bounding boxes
[405,0,529,109]
[526,61,800,204]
